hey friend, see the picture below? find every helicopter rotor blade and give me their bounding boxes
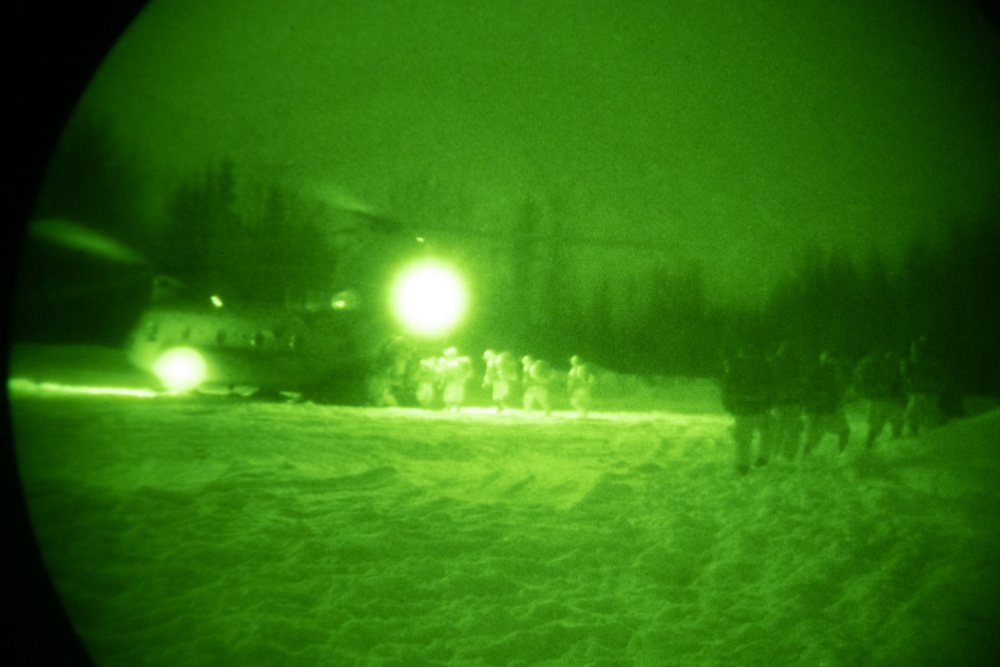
[29,218,147,265]
[306,183,405,233]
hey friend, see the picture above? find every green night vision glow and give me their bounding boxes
[391,261,467,337]
[7,377,158,398]
[331,289,360,311]
[152,347,208,392]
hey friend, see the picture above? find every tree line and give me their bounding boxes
[555,213,999,397]
[476,190,999,398]
[26,117,1000,396]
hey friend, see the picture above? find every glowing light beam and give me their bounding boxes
[7,378,159,398]
[391,261,467,337]
[152,347,207,392]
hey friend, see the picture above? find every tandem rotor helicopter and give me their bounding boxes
[18,202,470,403]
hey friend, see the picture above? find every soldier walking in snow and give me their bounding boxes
[414,356,440,409]
[770,340,806,459]
[521,355,555,416]
[439,347,473,412]
[901,336,946,435]
[567,355,596,418]
[853,349,905,449]
[483,349,498,394]
[720,344,776,474]
[368,336,415,407]
[801,351,851,455]
[483,349,519,413]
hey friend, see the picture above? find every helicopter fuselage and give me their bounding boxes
[125,299,380,398]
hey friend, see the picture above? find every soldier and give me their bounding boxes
[720,344,775,474]
[801,351,851,455]
[567,355,596,418]
[482,350,499,408]
[483,350,497,378]
[853,349,905,449]
[368,336,414,407]
[414,356,440,409]
[770,340,806,459]
[439,347,473,412]
[521,355,555,416]
[901,336,946,435]
[483,349,519,413]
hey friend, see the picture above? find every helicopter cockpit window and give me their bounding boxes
[251,331,277,348]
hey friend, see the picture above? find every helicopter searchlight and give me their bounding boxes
[391,259,466,338]
[152,346,208,393]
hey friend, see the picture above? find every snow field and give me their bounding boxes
[10,389,1000,666]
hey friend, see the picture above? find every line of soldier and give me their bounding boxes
[720,336,950,475]
[368,338,597,416]
[482,351,597,417]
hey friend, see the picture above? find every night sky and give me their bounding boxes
[62,0,1000,303]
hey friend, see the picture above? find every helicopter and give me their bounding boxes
[13,183,682,403]
[15,208,469,403]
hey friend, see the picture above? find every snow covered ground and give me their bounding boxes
[7,345,1000,666]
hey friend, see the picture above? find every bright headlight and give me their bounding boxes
[391,260,467,337]
[153,347,207,392]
